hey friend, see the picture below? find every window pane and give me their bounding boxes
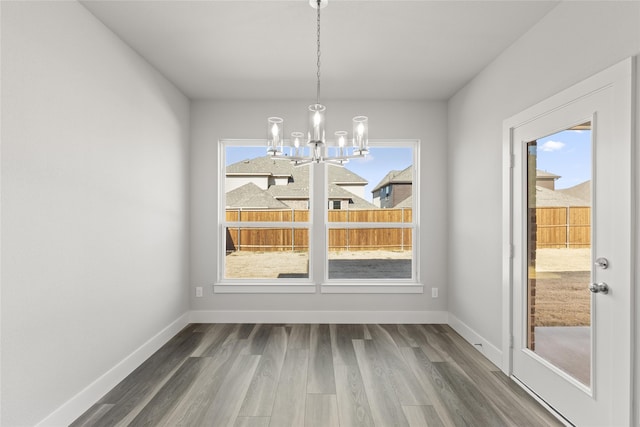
[328,227,412,279]
[326,145,414,281]
[224,227,309,279]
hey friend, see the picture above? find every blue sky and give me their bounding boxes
[226,145,413,202]
[534,129,592,189]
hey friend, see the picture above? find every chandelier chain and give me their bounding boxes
[316,0,321,105]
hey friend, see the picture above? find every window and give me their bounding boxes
[217,139,420,293]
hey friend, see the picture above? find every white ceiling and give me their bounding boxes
[81,0,559,101]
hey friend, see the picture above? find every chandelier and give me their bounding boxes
[267,0,369,166]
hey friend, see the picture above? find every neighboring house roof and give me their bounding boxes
[226,156,377,209]
[328,184,378,209]
[395,195,413,209]
[372,165,413,193]
[558,180,591,205]
[328,164,368,185]
[534,185,590,207]
[227,156,366,183]
[225,182,289,209]
[536,169,561,180]
[226,156,294,177]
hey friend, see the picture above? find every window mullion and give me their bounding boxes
[311,162,326,284]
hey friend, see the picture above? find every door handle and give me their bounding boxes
[589,282,609,295]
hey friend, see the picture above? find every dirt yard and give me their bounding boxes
[533,248,591,327]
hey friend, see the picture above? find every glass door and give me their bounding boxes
[505,59,633,426]
[526,123,592,387]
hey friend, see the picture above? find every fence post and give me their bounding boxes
[566,206,570,248]
[401,208,405,251]
[346,207,349,251]
[237,208,241,251]
[291,208,294,251]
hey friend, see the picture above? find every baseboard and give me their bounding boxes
[35,312,190,427]
[189,310,449,324]
[448,313,503,369]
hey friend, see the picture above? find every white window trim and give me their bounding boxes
[214,139,422,294]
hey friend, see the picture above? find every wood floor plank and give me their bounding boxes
[441,325,500,372]
[380,324,416,348]
[288,324,310,349]
[402,405,445,427]
[491,372,564,426]
[71,324,561,427]
[412,325,455,363]
[330,324,365,366]
[434,328,560,426]
[269,349,309,427]
[399,347,458,427]
[234,417,270,427]
[88,327,203,427]
[353,339,409,427]
[334,364,374,427]
[402,345,507,427]
[202,354,261,426]
[162,340,249,426]
[368,324,430,405]
[400,325,447,362]
[243,324,273,355]
[434,361,508,426]
[307,324,336,394]
[238,323,257,339]
[128,357,206,426]
[305,394,340,427]
[363,324,372,340]
[69,404,114,427]
[239,326,288,416]
[192,323,239,357]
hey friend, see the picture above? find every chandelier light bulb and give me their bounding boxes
[267,117,284,155]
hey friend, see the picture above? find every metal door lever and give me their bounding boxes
[589,282,609,294]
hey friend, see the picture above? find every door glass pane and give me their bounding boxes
[526,122,592,386]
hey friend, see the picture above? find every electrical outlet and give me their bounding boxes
[195,287,203,297]
[431,287,439,298]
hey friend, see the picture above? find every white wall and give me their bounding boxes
[635,55,640,427]
[190,99,447,313]
[1,2,190,425]
[447,0,639,416]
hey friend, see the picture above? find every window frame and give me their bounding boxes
[321,139,421,293]
[215,138,422,294]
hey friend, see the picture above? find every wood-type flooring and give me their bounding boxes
[72,324,562,427]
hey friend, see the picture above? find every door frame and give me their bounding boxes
[501,57,635,425]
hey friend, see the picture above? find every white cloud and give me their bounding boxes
[540,140,565,152]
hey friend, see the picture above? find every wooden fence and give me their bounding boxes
[534,206,590,248]
[225,206,589,251]
[225,208,412,252]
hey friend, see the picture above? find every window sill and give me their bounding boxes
[321,282,423,294]
[214,283,315,293]
[213,282,423,294]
